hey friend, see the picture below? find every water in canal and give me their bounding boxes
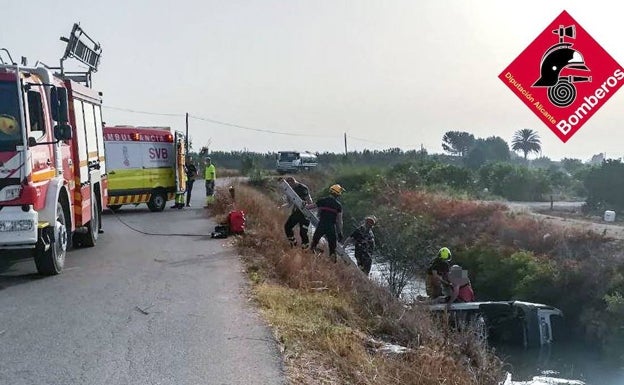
[497,342,624,384]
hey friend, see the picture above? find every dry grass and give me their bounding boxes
[212,182,504,385]
[218,168,242,177]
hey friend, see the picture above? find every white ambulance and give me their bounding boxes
[103,126,186,212]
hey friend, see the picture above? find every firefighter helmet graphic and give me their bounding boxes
[533,24,591,107]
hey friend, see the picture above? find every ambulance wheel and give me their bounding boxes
[147,190,167,212]
[74,197,100,247]
[108,205,122,212]
[34,202,68,275]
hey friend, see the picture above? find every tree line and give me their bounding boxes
[193,129,624,210]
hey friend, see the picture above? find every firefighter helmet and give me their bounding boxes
[329,184,345,196]
[438,247,452,261]
[0,115,18,137]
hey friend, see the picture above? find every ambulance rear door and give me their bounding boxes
[104,131,147,193]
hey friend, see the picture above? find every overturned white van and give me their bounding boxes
[427,301,563,348]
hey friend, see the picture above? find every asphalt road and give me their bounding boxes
[0,182,285,385]
[504,200,584,212]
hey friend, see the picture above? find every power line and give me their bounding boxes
[103,105,339,138]
[349,135,419,149]
[189,114,338,139]
[102,105,185,117]
[102,104,413,147]
[348,135,389,145]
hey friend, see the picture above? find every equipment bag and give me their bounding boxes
[228,210,246,234]
[211,225,229,239]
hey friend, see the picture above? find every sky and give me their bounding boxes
[2,0,624,161]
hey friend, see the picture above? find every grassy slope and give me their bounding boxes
[210,182,503,385]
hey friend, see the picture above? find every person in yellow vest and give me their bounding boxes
[204,157,217,207]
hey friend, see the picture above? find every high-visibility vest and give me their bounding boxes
[205,164,216,181]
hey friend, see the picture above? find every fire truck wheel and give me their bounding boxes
[147,190,167,212]
[74,197,100,247]
[108,205,122,212]
[34,202,67,275]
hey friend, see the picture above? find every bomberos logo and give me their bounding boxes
[499,10,623,142]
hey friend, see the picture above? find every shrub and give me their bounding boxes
[240,155,256,175]
[374,207,438,297]
[248,168,269,187]
[424,163,473,190]
[584,159,624,212]
[601,291,624,361]
[478,162,551,201]
[458,245,542,301]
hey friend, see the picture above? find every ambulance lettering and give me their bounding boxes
[149,147,168,160]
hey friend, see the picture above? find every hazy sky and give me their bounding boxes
[2,0,624,160]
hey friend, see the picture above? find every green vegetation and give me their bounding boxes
[193,130,605,203]
[584,159,624,213]
[323,164,624,361]
[442,131,475,157]
[202,129,624,360]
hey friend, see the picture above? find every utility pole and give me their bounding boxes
[344,132,348,154]
[185,112,189,155]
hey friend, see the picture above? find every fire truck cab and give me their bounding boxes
[0,26,106,275]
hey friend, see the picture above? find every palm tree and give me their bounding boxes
[511,129,541,159]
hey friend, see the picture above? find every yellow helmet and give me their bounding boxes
[329,184,345,196]
[438,247,452,260]
[0,115,18,136]
[365,215,377,226]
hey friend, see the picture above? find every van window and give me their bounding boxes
[27,91,45,137]
[540,316,551,343]
[279,152,298,161]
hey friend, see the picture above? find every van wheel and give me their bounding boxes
[74,197,100,247]
[108,205,122,212]
[34,202,68,275]
[147,191,166,212]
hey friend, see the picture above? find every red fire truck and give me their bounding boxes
[0,24,106,275]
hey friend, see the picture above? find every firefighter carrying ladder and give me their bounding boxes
[279,179,354,266]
